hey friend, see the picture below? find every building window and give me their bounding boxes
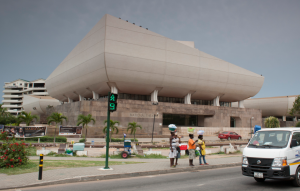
[191,99,213,106]
[118,93,150,101]
[158,97,184,103]
[230,117,236,127]
[163,114,198,126]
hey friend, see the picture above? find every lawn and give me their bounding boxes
[0,160,142,175]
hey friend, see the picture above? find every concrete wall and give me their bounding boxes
[46,99,262,138]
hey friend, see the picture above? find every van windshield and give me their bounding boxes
[248,131,291,148]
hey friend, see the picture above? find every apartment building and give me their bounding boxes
[2,79,48,115]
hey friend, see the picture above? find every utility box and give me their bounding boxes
[73,143,85,151]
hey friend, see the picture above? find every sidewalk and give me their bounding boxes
[0,154,242,190]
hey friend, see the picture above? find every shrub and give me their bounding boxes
[15,136,67,143]
[79,138,85,143]
[0,131,29,168]
[110,138,138,142]
[264,116,280,128]
[296,122,300,127]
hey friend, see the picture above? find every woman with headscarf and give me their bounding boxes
[174,132,181,165]
[169,131,177,167]
[198,135,209,165]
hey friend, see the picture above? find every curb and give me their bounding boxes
[0,162,242,190]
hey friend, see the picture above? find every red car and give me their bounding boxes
[218,131,242,140]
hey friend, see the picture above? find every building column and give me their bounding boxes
[184,93,191,104]
[238,100,245,108]
[283,116,286,121]
[111,86,118,94]
[213,96,220,106]
[92,91,99,100]
[294,117,298,121]
[151,90,158,103]
[79,95,84,101]
[68,97,73,103]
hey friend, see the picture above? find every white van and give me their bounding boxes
[242,128,300,186]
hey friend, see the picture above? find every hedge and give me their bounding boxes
[110,138,138,142]
[15,136,67,142]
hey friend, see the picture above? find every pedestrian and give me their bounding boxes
[174,132,181,165]
[169,131,177,167]
[188,134,197,166]
[198,135,209,165]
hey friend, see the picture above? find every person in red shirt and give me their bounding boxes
[188,134,197,166]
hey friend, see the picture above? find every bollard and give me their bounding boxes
[38,154,43,180]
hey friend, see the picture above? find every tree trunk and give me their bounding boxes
[85,127,87,143]
[54,125,57,143]
[134,133,136,143]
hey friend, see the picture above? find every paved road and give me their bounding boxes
[20,166,298,191]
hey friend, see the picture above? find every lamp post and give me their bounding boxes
[152,113,158,143]
[250,117,254,138]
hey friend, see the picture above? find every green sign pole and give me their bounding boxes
[104,92,111,169]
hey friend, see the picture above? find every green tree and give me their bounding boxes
[290,95,300,116]
[47,112,68,143]
[127,121,142,142]
[103,120,119,142]
[18,111,39,126]
[264,116,280,128]
[77,114,96,142]
[296,122,300,127]
[47,112,68,127]
[0,103,10,117]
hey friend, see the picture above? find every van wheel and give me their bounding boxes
[238,137,241,140]
[254,178,265,182]
[292,167,300,187]
[227,137,231,141]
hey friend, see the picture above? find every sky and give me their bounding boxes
[0,0,299,102]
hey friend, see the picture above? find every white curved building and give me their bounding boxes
[45,14,264,104]
[232,95,299,121]
[22,95,60,115]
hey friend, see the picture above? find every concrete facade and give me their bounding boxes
[45,14,264,103]
[46,99,262,138]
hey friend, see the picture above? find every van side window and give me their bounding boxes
[292,132,300,147]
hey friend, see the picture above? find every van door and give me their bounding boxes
[288,132,300,176]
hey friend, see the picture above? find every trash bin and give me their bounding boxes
[66,148,73,156]
[254,125,261,133]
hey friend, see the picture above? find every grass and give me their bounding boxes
[210,151,226,155]
[26,146,37,156]
[0,160,142,175]
[135,154,167,159]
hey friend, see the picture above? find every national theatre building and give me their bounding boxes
[45,14,264,138]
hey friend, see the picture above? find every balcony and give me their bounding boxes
[2,100,22,103]
[1,105,22,108]
[2,95,23,98]
[3,89,22,93]
[32,92,48,96]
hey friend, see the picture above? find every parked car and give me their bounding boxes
[218,131,242,140]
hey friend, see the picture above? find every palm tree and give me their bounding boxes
[103,120,119,142]
[127,121,142,142]
[0,103,10,117]
[47,112,68,143]
[264,116,280,128]
[18,111,39,126]
[47,112,68,127]
[77,114,96,142]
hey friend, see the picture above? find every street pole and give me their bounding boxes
[104,92,111,169]
[152,114,156,143]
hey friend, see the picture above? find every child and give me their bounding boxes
[198,135,209,165]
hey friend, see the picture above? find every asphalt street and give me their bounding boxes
[18,166,298,191]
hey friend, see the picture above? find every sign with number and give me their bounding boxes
[109,93,118,112]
